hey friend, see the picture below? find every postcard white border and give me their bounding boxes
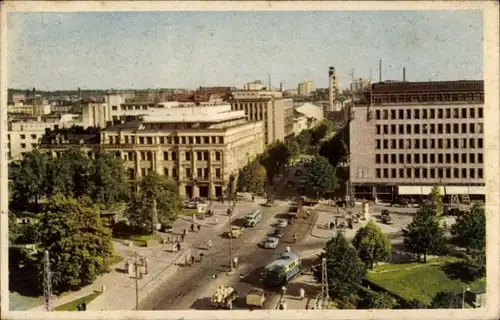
[1,1,498,320]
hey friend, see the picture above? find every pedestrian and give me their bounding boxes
[335,218,339,227]
[181,233,185,242]
[190,224,195,232]
[292,234,297,243]
[281,286,287,296]
[199,253,204,262]
[207,240,212,250]
[197,225,201,232]
[299,288,305,300]
[252,194,255,202]
[183,228,188,236]
[191,255,195,265]
[278,302,284,310]
[212,273,217,279]
[233,256,239,268]
[176,242,182,252]
[286,246,291,253]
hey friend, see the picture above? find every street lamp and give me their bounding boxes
[462,287,470,308]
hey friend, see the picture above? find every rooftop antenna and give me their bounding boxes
[379,60,382,83]
[267,74,271,91]
[403,67,406,82]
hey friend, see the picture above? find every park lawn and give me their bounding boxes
[54,291,101,311]
[113,234,163,247]
[367,256,486,305]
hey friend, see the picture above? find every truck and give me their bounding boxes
[211,285,239,309]
[246,288,266,308]
[262,252,301,286]
[228,225,244,238]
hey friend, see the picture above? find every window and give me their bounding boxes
[399,124,404,134]
[20,134,26,139]
[185,168,192,178]
[438,139,443,149]
[391,154,397,164]
[406,109,412,119]
[438,154,443,163]
[406,124,412,135]
[430,124,435,134]
[406,139,412,149]
[470,138,476,149]
[461,123,467,134]
[430,153,435,163]
[446,168,451,178]
[376,139,381,149]
[461,138,467,148]
[215,151,221,161]
[375,154,381,163]
[437,109,443,119]
[172,151,177,161]
[461,108,467,118]
[438,168,444,178]
[445,108,451,118]
[478,107,483,118]
[453,123,459,134]
[430,168,435,178]
[215,168,221,178]
[163,152,169,160]
[376,169,381,178]
[197,168,202,178]
[422,109,428,119]
[414,168,421,178]
[470,153,476,163]
[399,168,404,178]
[381,168,388,178]
[30,134,37,140]
[383,110,388,119]
[478,168,483,178]
[391,168,397,178]
[399,139,404,149]
[453,168,459,178]
[197,152,202,161]
[478,153,483,163]
[445,139,451,149]
[21,143,26,148]
[478,138,483,148]
[172,168,178,178]
[390,110,396,119]
[398,109,404,119]
[399,154,404,164]
[391,139,397,149]
[437,124,443,134]
[414,139,420,149]
[453,108,459,118]
[406,168,412,178]
[376,125,381,135]
[453,153,459,163]
[423,139,428,149]
[414,154,420,163]
[423,153,428,163]
[376,110,381,120]
[383,154,389,164]
[406,154,412,164]
[112,105,118,111]
[391,125,396,134]
[462,168,467,179]
[445,153,451,163]
[453,138,459,149]
[469,123,475,134]
[383,125,389,134]
[430,109,436,119]
[461,153,467,163]
[164,168,169,177]
[414,124,420,134]
[383,139,389,149]
[204,168,209,178]
[445,124,451,134]
[422,168,428,178]
[185,152,191,161]
[414,109,420,119]
[470,108,476,118]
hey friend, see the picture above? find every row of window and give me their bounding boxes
[375,153,483,165]
[375,138,484,150]
[122,150,222,162]
[111,105,150,111]
[13,134,38,140]
[108,135,225,145]
[130,167,223,180]
[375,167,484,180]
[376,122,483,135]
[375,106,483,121]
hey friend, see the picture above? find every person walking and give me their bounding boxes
[281,286,287,297]
[285,246,291,253]
[181,233,185,242]
[299,288,305,301]
[232,256,239,269]
[292,234,298,243]
[191,255,195,265]
[197,224,201,232]
[207,240,212,250]
[190,224,195,232]
[176,242,182,252]
[199,253,204,262]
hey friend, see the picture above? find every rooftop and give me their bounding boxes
[371,80,484,94]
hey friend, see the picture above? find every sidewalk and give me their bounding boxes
[273,274,320,310]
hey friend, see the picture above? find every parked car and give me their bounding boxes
[390,198,410,208]
[246,288,266,308]
[269,229,284,238]
[381,209,390,216]
[264,199,275,207]
[263,237,280,249]
[277,219,288,228]
[160,225,173,233]
[381,214,394,225]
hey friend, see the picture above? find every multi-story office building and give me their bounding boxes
[244,81,265,91]
[229,90,294,144]
[298,81,315,96]
[39,104,265,199]
[349,80,485,200]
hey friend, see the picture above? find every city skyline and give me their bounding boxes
[8,10,483,91]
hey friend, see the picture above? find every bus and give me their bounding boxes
[245,209,261,227]
[262,252,301,286]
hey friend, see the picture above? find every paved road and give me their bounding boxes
[141,201,318,310]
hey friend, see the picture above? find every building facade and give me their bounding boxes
[350,78,371,93]
[39,105,265,199]
[328,66,339,111]
[297,81,315,96]
[244,81,265,91]
[349,80,485,200]
[229,90,294,144]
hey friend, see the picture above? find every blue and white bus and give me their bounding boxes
[262,252,301,286]
[245,209,262,227]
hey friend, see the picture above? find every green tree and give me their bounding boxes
[37,194,113,294]
[10,150,49,208]
[364,291,398,309]
[89,151,130,207]
[306,155,337,197]
[451,204,485,252]
[430,291,462,309]
[260,142,292,182]
[403,208,447,263]
[47,149,93,198]
[429,186,444,216]
[237,161,267,194]
[319,133,349,168]
[406,299,427,309]
[125,172,181,233]
[315,232,367,300]
[8,213,21,245]
[352,221,392,269]
[286,140,301,158]
[295,130,311,152]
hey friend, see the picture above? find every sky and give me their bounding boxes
[7,10,483,91]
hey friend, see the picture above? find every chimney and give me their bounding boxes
[403,68,406,82]
[78,87,81,99]
[32,87,36,105]
[280,82,283,92]
[379,60,382,83]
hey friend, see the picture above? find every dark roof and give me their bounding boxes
[39,127,101,145]
[371,80,484,94]
[105,120,143,131]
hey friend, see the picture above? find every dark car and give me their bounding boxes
[269,229,284,238]
[264,199,275,207]
[381,214,394,225]
[390,198,410,208]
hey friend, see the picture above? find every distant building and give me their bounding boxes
[39,104,265,199]
[8,104,51,116]
[350,78,371,93]
[244,81,265,91]
[293,102,324,136]
[328,67,340,111]
[297,81,315,96]
[229,90,294,144]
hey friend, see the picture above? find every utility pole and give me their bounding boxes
[152,198,158,236]
[43,250,52,312]
[227,175,235,273]
[134,251,140,310]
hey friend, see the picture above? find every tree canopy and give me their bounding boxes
[451,204,485,252]
[10,150,49,208]
[403,207,447,263]
[260,141,292,183]
[360,291,398,309]
[305,155,337,197]
[125,172,181,233]
[318,133,349,168]
[352,221,392,269]
[430,291,462,309]
[315,232,367,299]
[236,161,267,194]
[37,194,114,294]
[429,186,444,217]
